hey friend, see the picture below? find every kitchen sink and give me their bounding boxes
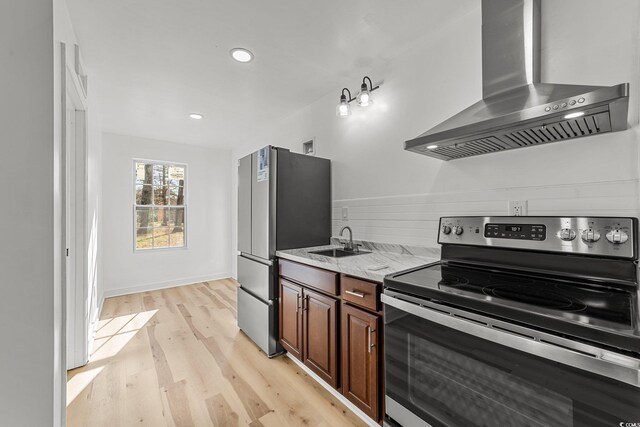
[309,248,370,258]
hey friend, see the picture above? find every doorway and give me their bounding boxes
[63,49,89,371]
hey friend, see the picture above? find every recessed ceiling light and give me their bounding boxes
[189,113,204,120]
[230,48,254,63]
[427,145,438,149]
[564,111,585,119]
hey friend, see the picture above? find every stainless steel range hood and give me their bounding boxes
[405,0,630,161]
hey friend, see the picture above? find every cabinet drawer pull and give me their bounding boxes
[296,294,301,313]
[345,290,366,298]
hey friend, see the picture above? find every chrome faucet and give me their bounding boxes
[339,226,359,252]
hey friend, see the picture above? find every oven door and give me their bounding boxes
[382,292,640,427]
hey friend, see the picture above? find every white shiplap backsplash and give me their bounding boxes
[333,179,640,249]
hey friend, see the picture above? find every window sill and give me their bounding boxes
[134,245,188,253]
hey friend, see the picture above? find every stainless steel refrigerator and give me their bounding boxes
[237,146,331,356]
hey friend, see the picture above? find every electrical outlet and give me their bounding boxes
[509,200,528,216]
[341,207,349,220]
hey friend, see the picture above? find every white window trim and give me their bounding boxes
[132,158,188,252]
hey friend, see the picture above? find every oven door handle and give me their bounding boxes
[381,293,640,388]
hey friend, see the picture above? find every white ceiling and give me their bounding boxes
[66,0,474,149]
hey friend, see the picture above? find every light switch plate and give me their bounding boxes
[341,207,349,220]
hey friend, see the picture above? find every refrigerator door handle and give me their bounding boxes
[240,252,273,267]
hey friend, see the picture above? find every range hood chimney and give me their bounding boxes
[405,0,630,161]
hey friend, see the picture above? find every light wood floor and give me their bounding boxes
[67,279,366,427]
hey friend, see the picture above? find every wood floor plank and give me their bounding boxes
[165,379,195,427]
[177,303,207,341]
[179,302,272,421]
[251,410,298,427]
[206,393,240,427]
[146,321,175,387]
[123,368,166,426]
[198,286,228,310]
[209,286,237,315]
[67,278,366,427]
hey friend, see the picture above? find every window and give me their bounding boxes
[134,161,186,250]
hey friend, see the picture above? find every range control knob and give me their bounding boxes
[581,228,601,243]
[452,226,464,236]
[559,228,576,241]
[606,229,629,244]
[441,225,452,235]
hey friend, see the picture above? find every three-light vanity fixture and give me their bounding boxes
[336,76,380,117]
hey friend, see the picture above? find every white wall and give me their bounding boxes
[0,1,58,426]
[85,105,103,348]
[56,0,104,395]
[101,133,231,296]
[230,0,640,276]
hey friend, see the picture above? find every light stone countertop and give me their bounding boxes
[276,239,440,283]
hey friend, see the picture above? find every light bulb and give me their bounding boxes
[357,84,373,107]
[230,48,254,63]
[336,102,351,117]
[564,111,585,119]
[336,94,351,117]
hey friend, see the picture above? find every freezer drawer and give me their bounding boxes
[237,254,274,301]
[237,287,281,356]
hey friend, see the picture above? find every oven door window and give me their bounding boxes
[385,304,640,427]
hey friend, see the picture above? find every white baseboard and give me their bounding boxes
[286,353,380,427]
[102,273,231,298]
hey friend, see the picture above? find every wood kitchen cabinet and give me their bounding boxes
[279,278,303,359]
[303,287,339,388]
[341,303,379,420]
[279,259,383,423]
[279,260,339,388]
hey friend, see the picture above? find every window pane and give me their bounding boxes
[135,227,153,249]
[168,165,185,181]
[168,207,185,247]
[175,208,185,228]
[153,227,170,248]
[167,207,185,228]
[136,207,152,228]
[166,207,176,226]
[154,207,170,227]
[169,227,185,247]
[168,186,185,205]
[136,163,154,185]
[153,164,168,186]
[136,185,153,205]
[153,185,169,205]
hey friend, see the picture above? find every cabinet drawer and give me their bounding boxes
[341,275,379,311]
[279,259,339,296]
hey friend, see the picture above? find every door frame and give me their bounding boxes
[61,42,89,370]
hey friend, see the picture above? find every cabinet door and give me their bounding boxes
[341,304,379,420]
[279,279,303,359]
[302,288,338,388]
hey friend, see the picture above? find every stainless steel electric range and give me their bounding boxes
[383,216,640,427]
